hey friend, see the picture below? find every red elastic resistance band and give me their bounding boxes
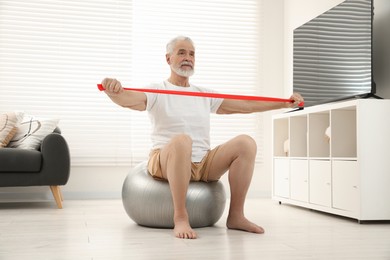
[97,84,304,107]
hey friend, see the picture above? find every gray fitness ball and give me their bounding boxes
[122,161,226,228]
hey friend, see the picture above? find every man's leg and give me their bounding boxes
[158,134,197,239]
[207,134,264,233]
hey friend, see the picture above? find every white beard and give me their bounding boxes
[171,62,194,77]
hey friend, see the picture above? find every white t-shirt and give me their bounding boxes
[145,80,223,162]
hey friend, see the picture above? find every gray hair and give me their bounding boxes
[166,36,195,54]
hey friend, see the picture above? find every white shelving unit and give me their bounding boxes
[272,99,390,222]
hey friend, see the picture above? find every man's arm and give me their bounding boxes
[216,93,303,114]
[101,78,147,111]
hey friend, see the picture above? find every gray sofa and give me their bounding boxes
[0,127,70,208]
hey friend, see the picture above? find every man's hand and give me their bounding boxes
[285,92,304,108]
[101,78,124,96]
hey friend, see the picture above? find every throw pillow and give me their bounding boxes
[8,114,59,150]
[0,111,24,148]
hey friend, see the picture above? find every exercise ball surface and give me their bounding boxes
[122,161,226,228]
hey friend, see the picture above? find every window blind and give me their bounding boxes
[0,0,263,166]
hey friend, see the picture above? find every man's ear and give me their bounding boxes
[166,54,171,65]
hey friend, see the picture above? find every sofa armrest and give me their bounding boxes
[39,132,71,185]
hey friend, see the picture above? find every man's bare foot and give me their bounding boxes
[226,214,265,234]
[174,215,197,239]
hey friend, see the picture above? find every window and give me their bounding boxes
[0,0,263,166]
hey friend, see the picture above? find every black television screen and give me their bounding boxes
[293,0,376,107]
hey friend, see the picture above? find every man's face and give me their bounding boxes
[167,40,195,77]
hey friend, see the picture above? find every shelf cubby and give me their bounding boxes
[273,118,289,157]
[289,115,307,157]
[330,106,357,158]
[308,112,330,158]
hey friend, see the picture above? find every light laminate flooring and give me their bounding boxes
[0,198,389,260]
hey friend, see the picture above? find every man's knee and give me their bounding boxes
[236,134,257,155]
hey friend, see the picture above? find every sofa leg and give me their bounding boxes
[50,186,63,209]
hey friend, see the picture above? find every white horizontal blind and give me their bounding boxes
[0,0,263,166]
[0,0,134,166]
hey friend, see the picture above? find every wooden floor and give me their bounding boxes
[0,198,389,260]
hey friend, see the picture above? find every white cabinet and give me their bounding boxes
[309,160,331,207]
[273,158,289,198]
[332,160,359,212]
[290,159,308,202]
[272,99,390,222]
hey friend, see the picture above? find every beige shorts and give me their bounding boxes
[147,146,221,182]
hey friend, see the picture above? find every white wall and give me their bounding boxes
[258,0,285,198]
